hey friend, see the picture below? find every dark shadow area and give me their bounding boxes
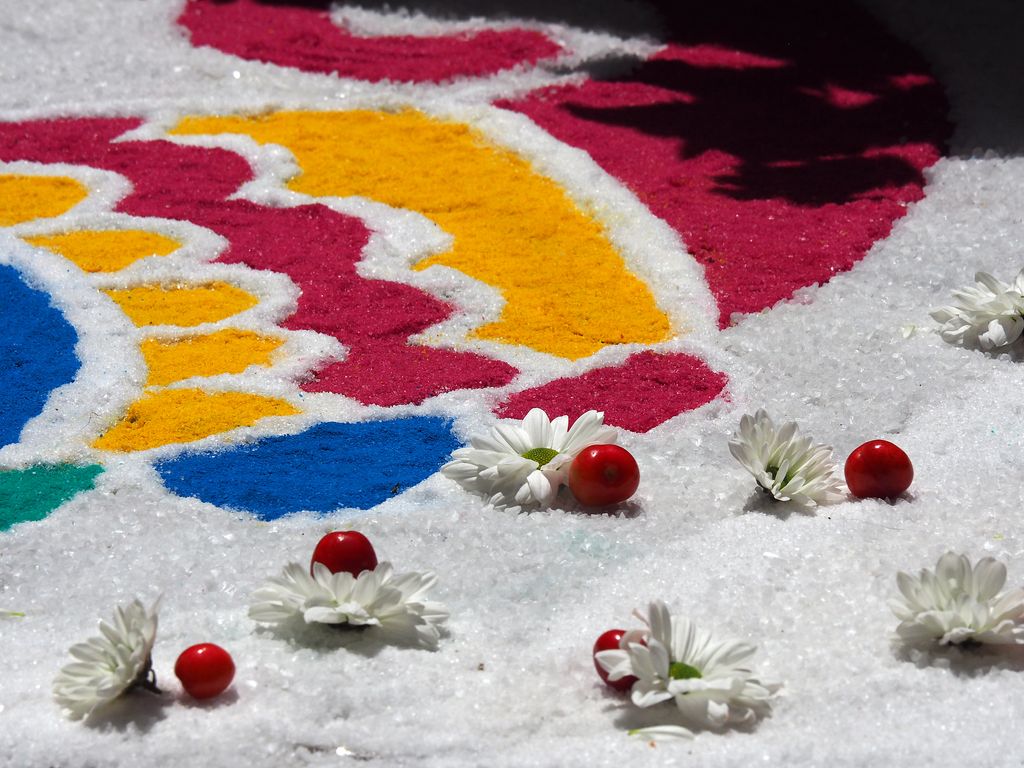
[549,495,644,519]
[740,489,817,519]
[83,689,170,732]
[604,691,766,737]
[186,0,951,206]
[894,641,1024,676]
[939,337,1024,363]
[550,53,651,81]
[857,0,1024,155]
[489,0,951,323]
[254,618,445,655]
[178,686,240,710]
[552,0,948,206]
[714,154,925,207]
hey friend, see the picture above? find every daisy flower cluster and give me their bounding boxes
[931,268,1024,350]
[53,532,447,719]
[590,551,1024,740]
[49,382,1024,738]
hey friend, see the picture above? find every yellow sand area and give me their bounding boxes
[26,230,180,272]
[103,282,258,327]
[141,329,283,386]
[0,174,88,226]
[93,388,298,452]
[173,109,672,360]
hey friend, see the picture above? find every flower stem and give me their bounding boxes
[133,654,163,695]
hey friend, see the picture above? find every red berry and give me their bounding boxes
[175,643,235,700]
[569,445,640,507]
[311,531,378,577]
[845,439,914,499]
[593,629,637,691]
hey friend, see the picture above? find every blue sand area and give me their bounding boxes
[155,417,460,519]
[0,264,80,448]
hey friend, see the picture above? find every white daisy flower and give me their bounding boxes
[249,562,449,650]
[728,409,845,506]
[596,601,779,738]
[890,552,1024,646]
[930,269,1024,350]
[53,598,160,720]
[441,408,617,511]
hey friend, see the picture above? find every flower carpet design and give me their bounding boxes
[9,1,1011,763]
[0,160,464,522]
[0,98,743,524]
[0,0,947,526]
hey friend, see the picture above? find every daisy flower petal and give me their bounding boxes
[559,410,618,456]
[628,724,695,741]
[594,648,634,682]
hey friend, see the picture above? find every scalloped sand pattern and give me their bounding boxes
[5,1,1022,766]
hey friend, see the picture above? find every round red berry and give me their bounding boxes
[310,530,378,577]
[593,629,637,691]
[845,439,914,499]
[569,445,640,508]
[175,643,235,700]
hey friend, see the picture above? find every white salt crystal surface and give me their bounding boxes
[1,1,1024,766]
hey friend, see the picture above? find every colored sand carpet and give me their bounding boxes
[4,1,1021,766]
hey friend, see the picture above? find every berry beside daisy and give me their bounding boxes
[249,531,449,651]
[441,408,639,511]
[53,599,238,719]
[729,410,916,504]
[594,600,780,739]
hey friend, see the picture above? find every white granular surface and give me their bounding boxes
[1,1,1023,766]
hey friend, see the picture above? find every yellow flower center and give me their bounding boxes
[521,447,559,467]
[668,661,702,680]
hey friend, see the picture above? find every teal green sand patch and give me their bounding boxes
[0,464,103,531]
